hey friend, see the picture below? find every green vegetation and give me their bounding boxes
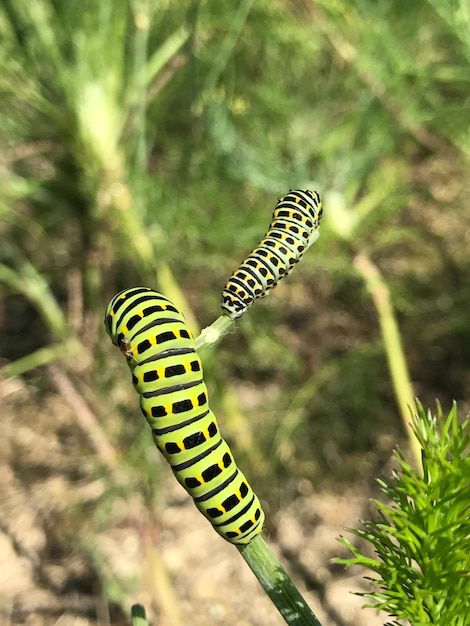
[1,0,469,624]
[336,402,470,626]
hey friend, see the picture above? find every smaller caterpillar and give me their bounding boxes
[105,287,264,544]
[221,189,323,319]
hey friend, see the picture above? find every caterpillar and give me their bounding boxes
[105,286,264,544]
[221,189,323,319]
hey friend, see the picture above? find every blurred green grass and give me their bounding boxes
[0,0,469,621]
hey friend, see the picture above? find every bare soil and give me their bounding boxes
[0,376,396,626]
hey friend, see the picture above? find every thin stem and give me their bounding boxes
[195,314,234,352]
[2,341,80,378]
[238,536,323,626]
[353,252,422,471]
[0,261,68,340]
[131,604,148,626]
[202,0,254,98]
[130,0,150,174]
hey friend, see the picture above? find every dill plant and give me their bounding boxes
[336,401,470,626]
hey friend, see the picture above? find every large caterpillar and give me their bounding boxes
[221,189,323,319]
[105,287,264,544]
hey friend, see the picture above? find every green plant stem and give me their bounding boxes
[238,536,322,626]
[2,340,80,378]
[195,313,234,352]
[130,0,150,174]
[197,316,321,625]
[353,252,421,471]
[195,313,270,474]
[201,0,254,99]
[0,261,68,340]
[131,604,148,626]
[145,24,190,87]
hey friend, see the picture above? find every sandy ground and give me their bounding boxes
[0,380,391,626]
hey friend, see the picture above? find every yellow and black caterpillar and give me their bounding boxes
[105,287,264,544]
[221,189,323,319]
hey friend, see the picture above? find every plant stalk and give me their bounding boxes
[353,252,421,471]
[238,536,323,626]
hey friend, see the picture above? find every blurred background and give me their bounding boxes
[0,1,469,625]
